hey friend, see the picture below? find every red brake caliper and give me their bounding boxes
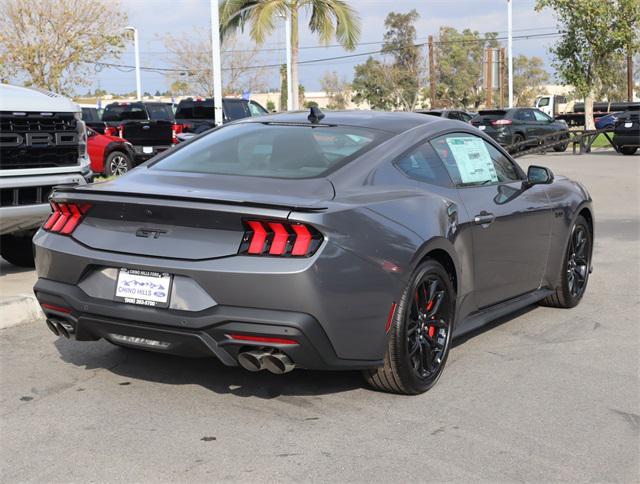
[426,299,435,337]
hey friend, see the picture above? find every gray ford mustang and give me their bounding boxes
[33,109,594,395]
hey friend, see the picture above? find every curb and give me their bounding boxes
[0,294,43,330]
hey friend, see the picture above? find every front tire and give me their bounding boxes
[1,233,35,267]
[104,151,132,177]
[363,260,455,395]
[541,215,591,308]
[620,146,638,156]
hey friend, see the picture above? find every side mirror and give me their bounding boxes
[525,165,554,187]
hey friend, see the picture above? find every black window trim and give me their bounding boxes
[428,129,526,188]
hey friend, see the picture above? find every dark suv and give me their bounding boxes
[174,98,268,134]
[471,108,569,152]
[102,102,176,162]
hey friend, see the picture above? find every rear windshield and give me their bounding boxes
[82,107,101,122]
[175,100,214,120]
[151,122,390,179]
[146,103,175,121]
[103,103,148,121]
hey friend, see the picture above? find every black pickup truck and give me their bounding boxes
[174,97,268,134]
[102,102,176,162]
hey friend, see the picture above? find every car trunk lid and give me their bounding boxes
[52,169,333,260]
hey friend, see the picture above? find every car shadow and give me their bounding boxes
[0,258,33,276]
[53,338,365,398]
[52,304,539,398]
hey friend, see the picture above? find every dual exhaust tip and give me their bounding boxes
[237,350,295,374]
[46,319,75,339]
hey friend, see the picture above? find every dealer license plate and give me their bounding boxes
[143,146,153,154]
[114,268,172,308]
[624,122,633,128]
[478,125,486,130]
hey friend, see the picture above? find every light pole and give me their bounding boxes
[284,12,293,111]
[124,26,142,101]
[507,0,513,108]
[210,0,224,126]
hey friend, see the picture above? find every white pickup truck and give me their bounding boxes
[0,84,91,266]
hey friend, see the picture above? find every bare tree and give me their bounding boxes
[0,0,128,94]
[320,71,351,109]
[162,29,269,97]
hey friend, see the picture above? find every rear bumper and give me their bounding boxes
[613,133,640,148]
[132,145,173,162]
[34,278,382,370]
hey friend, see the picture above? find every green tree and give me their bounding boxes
[352,57,396,109]
[434,27,498,108]
[536,0,640,129]
[220,0,361,110]
[170,80,189,96]
[0,0,128,94]
[279,64,288,111]
[381,9,423,110]
[266,99,276,111]
[513,55,550,106]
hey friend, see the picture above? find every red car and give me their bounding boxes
[87,128,135,177]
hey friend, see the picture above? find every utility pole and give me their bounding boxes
[285,12,293,111]
[485,48,493,108]
[428,35,436,108]
[499,48,506,108]
[507,0,513,107]
[210,0,223,126]
[627,52,634,102]
[125,27,141,101]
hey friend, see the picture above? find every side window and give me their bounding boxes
[448,111,461,121]
[515,109,534,121]
[533,110,551,122]
[431,133,521,186]
[249,101,268,116]
[394,142,453,187]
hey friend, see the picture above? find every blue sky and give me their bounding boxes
[91,0,559,95]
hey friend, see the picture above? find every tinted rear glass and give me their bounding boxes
[175,100,215,120]
[103,103,147,121]
[82,107,100,122]
[146,103,175,121]
[152,123,390,179]
[225,100,250,120]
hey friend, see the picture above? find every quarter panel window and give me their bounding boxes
[394,142,453,187]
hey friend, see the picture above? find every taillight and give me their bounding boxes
[104,126,118,136]
[490,119,512,126]
[43,201,92,235]
[172,123,184,144]
[239,220,322,257]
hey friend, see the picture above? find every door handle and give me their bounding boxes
[474,212,495,226]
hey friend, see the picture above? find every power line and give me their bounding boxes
[86,31,560,74]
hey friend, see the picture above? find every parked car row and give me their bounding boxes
[417,107,570,153]
[81,97,269,176]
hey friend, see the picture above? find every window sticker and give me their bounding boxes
[445,136,498,184]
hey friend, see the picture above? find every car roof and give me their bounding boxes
[239,110,441,134]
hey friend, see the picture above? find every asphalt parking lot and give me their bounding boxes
[1,150,638,482]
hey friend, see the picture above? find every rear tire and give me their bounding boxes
[541,215,591,308]
[620,147,638,156]
[363,260,455,395]
[104,151,132,177]
[0,233,35,267]
[510,133,525,153]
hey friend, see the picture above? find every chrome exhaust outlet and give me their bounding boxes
[46,319,59,336]
[55,321,75,339]
[237,350,271,372]
[263,353,295,375]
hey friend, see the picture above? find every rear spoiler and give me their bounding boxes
[478,110,507,115]
[50,187,329,213]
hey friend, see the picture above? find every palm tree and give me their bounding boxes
[220,0,360,110]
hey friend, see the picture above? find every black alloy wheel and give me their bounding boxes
[364,260,455,394]
[542,215,591,308]
[566,224,590,299]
